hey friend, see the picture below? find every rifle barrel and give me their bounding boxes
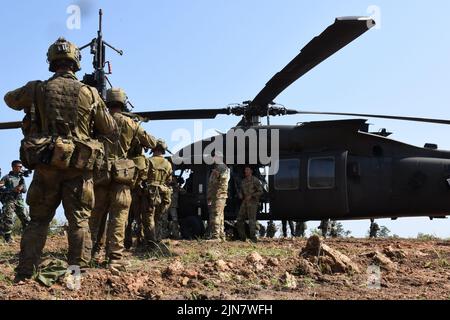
[0,121,22,130]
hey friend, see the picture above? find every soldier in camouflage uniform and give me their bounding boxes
[89,88,156,271]
[124,138,150,249]
[237,166,263,242]
[142,140,173,246]
[168,176,184,239]
[281,220,295,238]
[369,219,380,238]
[329,220,338,238]
[318,219,330,238]
[206,152,230,241]
[4,38,117,281]
[266,220,277,238]
[294,221,307,238]
[0,161,30,243]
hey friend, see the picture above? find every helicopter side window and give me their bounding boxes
[308,157,335,189]
[274,159,300,190]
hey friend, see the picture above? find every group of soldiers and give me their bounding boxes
[3,37,175,280]
[206,154,264,243]
[2,37,384,282]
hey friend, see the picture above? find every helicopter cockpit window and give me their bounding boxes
[274,159,300,190]
[308,157,335,189]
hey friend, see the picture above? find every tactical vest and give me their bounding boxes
[42,77,83,137]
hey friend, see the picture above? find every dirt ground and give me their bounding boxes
[1,235,450,300]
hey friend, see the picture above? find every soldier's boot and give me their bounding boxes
[108,259,130,274]
[91,249,101,265]
[170,221,181,240]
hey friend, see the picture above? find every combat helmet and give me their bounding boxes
[106,88,128,109]
[47,37,81,72]
[153,139,168,153]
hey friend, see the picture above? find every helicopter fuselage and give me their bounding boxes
[174,119,450,223]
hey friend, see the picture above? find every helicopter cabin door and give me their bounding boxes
[269,151,349,220]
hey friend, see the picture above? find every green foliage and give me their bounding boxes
[332,222,352,238]
[378,226,391,238]
[12,217,64,236]
[417,233,439,241]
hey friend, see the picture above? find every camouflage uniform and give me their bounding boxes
[329,220,338,238]
[168,179,184,239]
[266,220,277,238]
[282,220,295,238]
[237,176,263,241]
[124,140,149,249]
[369,219,380,238]
[295,221,307,237]
[5,45,117,276]
[207,164,230,240]
[90,107,156,266]
[318,219,330,238]
[142,152,173,244]
[0,171,30,241]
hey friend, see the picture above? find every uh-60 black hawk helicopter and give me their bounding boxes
[2,14,450,238]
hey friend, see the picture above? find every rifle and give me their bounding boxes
[0,8,125,131]
[79,9,123,100]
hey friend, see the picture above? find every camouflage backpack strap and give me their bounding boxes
[29,80,44,134]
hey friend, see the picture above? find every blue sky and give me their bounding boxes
[1,0,450,237]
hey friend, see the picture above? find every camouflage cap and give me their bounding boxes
[47,37,81,72]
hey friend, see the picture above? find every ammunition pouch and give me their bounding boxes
[50,137,75,169]
[71,139,105,171]
[112,158,136,186]
[20,136,53,169]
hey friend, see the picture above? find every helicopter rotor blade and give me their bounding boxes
[124,108,232,121]
[0,121,22,130]
[251,17,375,111]
[292,110,450,126]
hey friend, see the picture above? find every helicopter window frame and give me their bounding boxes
[307,157,336,190]
[274,159,300,191]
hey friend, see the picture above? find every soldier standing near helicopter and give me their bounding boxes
[369,219,380,238]
[141,140,173,247]
[4,37,117,281]
[318,219,330,238]
[237,166,263,242]
[207,152,230,241]
[124,137,150,249]
[89,88,156,272]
